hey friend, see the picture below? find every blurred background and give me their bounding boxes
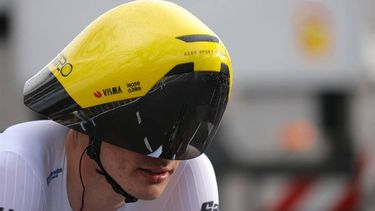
[1,0,375,210]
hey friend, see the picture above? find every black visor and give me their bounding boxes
[86,67,229,160]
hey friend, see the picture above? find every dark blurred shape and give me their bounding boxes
[319,91,355,175]
[0,11,9,41]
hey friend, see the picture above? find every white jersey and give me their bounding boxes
[0,121,219,211]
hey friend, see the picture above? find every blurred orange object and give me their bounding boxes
[280,120,317,152]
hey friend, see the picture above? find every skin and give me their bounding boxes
[65,130,180,211]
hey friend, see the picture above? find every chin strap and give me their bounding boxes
[87,137,138,203]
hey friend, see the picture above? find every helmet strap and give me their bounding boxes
[87,136,138,203]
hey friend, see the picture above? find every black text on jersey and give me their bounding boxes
[201,201,219,211]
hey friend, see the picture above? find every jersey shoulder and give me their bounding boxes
[0,120,69,211]
[0,121,68,183]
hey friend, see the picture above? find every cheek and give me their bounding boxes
[100,144,136,176]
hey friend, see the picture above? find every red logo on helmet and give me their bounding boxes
[94,91,102,98]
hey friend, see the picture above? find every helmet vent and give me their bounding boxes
[176,34,219,43]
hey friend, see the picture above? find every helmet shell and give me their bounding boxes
[24,0,232,160]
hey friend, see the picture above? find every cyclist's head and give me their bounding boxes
[23,0,232,160]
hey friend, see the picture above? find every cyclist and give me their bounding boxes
[0,0,232,210]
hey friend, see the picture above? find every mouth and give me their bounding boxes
[138,167,174,184]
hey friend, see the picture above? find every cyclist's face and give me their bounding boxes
[100,141,180,200]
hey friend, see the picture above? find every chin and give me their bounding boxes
[136,185,166,200]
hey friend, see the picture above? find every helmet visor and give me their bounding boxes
[92,70,229,160]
